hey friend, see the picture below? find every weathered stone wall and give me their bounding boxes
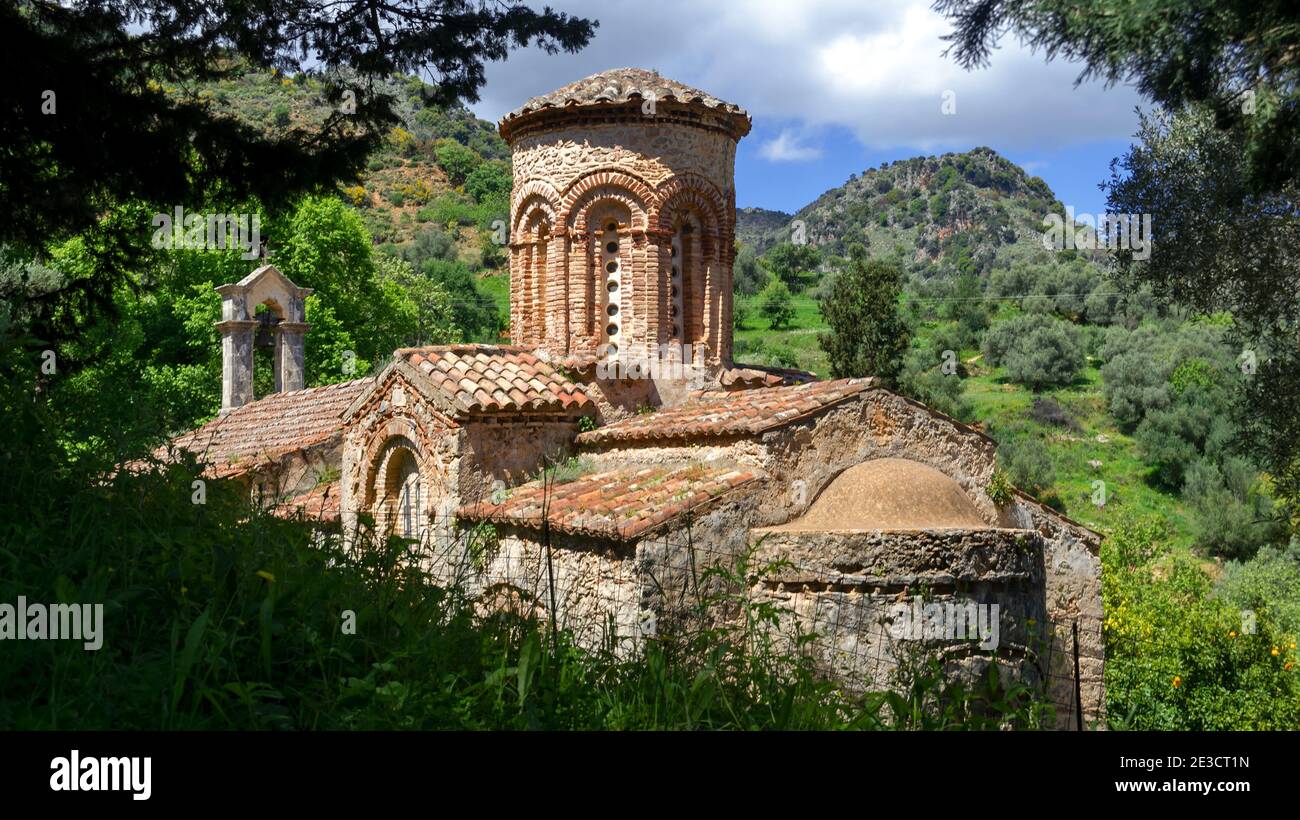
[455,417,580,504]
[577,388,1000,526]
[746,527,1049,704]
[472,528,647,656]
[243,438,341,513]
[571,386,1105,725]
[1002,492,1105,729]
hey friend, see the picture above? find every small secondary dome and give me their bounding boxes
[498,67,751,142]
[778,458,988,531]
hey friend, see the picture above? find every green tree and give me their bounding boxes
[762,242,821,290]
[818,245,909,383]
[733,243,767,296]
[433,138,483,187]
[2,0,594,348]
[464,160,512,204]
[983,313,1084,389]
[758,279,795,331]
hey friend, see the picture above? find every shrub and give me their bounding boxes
[896,343,965,418]
[1103,515,1300,730]
[1216,542,1300,644]
[1029,397,1079,431]
[1182,457,1287,560]
[997,435,1056,497]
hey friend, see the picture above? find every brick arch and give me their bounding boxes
[652,173,727,234]
[560,169,656,232]
[358,413,434,514]
[510,179,561,234]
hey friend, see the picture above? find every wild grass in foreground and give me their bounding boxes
[0,399,1048,729]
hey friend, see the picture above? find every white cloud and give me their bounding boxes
[470,0,1142,153]
[759,129,822,162]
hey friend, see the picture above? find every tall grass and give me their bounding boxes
[0,340,1046,730]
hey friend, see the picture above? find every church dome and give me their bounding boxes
[499,67,751,142]
[778,458,988,531]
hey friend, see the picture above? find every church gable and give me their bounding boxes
[346,344,594,424]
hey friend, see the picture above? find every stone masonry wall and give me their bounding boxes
[747,528,1049,703]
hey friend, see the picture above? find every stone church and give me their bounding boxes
[166,69,1105,727]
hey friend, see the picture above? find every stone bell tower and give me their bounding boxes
[215,265,312,413]
[498,68,751,374]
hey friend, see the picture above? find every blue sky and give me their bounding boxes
[470,0,1147,219]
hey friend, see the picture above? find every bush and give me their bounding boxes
[896,343,965,418]
[997,435,1056,497]
[1182,457,1287,560]
[1029,397,1079,431]
[1216,542,1300,644]
[1103,516,1300,730]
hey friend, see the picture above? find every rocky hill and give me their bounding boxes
[737,147,1105,281]
[736,207,793,252]
[195,67,509,253]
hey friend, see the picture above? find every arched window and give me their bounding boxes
[373,440,424,541]
[584,202,631,358]
[521,211,551,342]
[670,212,703,349]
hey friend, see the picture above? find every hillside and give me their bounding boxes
[736,206,793,252]
[739,147,1109,282]
[195,67,509,254]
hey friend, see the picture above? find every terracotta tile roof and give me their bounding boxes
[458,463,761,541]
[396,345,592,416]
[721,363,819,388]
[165,378,374,478]
[271,480,342,523]
[576,378,872,445]
[501,68,750,138]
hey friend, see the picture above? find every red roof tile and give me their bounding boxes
[165,378,374,478]
[270,480,342,523]
[396,345,592,416]
[576,378,872,445]
[721,363,818,388]
[457,463,761,541]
